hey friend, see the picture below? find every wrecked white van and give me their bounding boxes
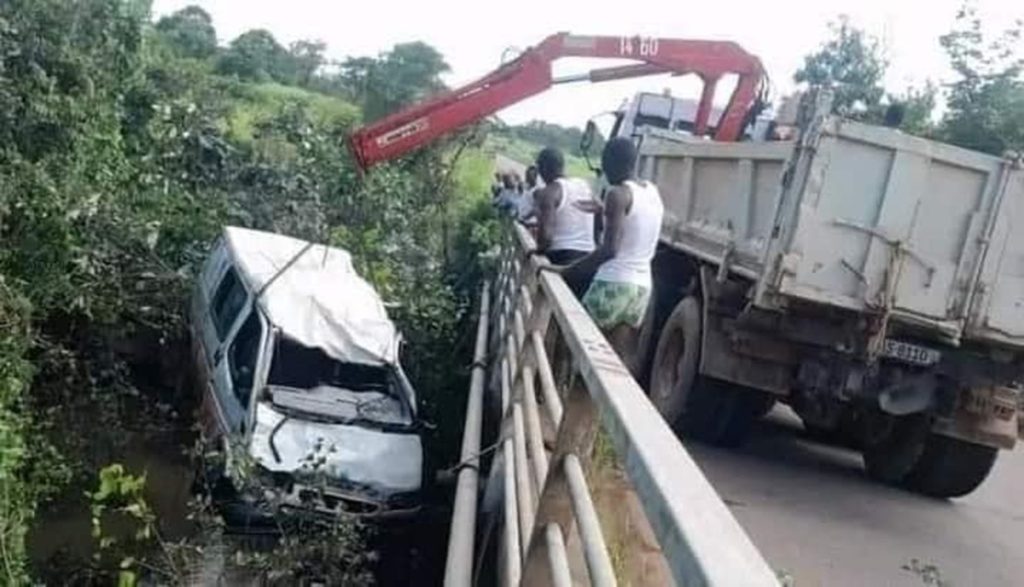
[190,226,423,520]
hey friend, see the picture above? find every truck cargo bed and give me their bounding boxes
[638,117,1024,350]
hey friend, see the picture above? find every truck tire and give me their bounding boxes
[627,299,658,386]
[649,296,755,446]
[904,434,998,498]
[862,414,998,498]
[649,297,702,426]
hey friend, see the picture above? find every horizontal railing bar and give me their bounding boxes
[531,331,563,426]
[444,286,490,587]
[545,524,573,587]
[565,454,617,587]
[512,223,778,587]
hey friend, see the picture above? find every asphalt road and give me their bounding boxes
[688,407,1024,587]
[494,153,527,177]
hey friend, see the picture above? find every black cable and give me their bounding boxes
[268,415,289,463]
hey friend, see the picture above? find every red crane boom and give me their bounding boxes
[348,32,767,171]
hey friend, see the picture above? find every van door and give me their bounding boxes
[195,238,229,358]
[212,306,268,436]
[203,265,252,434]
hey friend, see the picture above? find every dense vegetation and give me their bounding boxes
[0,0,499,583]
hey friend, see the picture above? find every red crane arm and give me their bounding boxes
[347,32,766,171]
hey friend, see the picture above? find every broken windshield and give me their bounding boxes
[267,336,412,427]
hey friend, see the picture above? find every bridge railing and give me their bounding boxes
[446,222,777,586]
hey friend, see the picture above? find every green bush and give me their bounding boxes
[0,0,499,581]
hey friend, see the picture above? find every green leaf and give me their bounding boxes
[118,569,138,587]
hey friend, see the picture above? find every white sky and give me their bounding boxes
[152,0,1022,126]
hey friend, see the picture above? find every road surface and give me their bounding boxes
[494,153,527,177]
[688,408,1024,587]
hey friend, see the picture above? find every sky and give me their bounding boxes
[152,0,1023,127]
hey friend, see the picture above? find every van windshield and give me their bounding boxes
[267,337,412,427]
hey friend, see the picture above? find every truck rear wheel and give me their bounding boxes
[649,296,755,447]
[862,414,998,498]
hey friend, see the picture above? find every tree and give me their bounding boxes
[795,16,888,117]
[890,82,938,136]
[339,41,449,121]
[154,5,217,59]
[216,28,288,81]
[938,5,1024,154]
[288,39,327,86]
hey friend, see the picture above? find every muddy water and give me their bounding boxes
[28,426,200,581]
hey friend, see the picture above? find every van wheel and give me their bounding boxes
[649,296,755,447]
[862,414,998,498]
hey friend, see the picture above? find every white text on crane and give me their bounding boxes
[619,36,659,57]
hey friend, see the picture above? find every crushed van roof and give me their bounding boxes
[223,226,398,366]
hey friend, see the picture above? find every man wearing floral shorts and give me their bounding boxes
[582,280,651,330]
[560,137,663,361]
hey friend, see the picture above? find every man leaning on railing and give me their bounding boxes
[546,138,664,364]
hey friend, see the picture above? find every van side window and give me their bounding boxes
[230,310,262,407]
[211,268,246,340]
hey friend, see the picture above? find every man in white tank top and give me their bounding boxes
[532,147,596,296]
[560,138,663,357]
[518,165,541,221]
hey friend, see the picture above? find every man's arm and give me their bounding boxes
[562,184,631,283]
[533,182,562,252]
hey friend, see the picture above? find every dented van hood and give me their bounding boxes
[249,402,422,495]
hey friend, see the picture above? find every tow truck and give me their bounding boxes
[347,33,1024,498]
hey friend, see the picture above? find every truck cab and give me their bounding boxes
[586,91,772,149]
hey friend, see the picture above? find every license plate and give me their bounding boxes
[881,339,941,366]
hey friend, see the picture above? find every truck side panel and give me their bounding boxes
[639,119,1023,351]
[968,166,1024,347]
[772,119,1007,342]
[638,133,792,279]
